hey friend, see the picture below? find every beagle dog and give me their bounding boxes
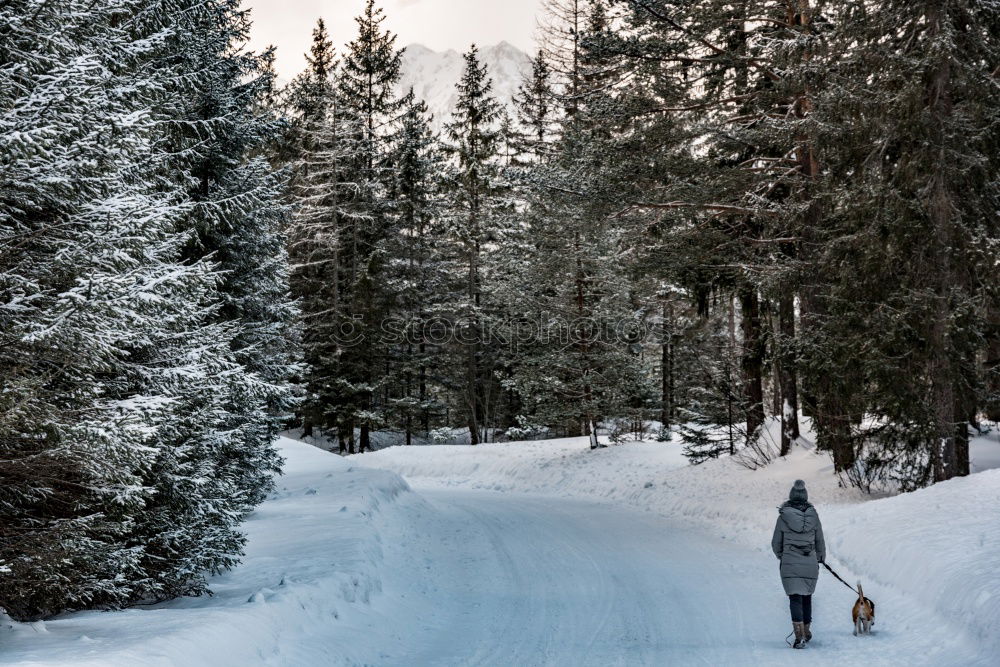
[852,582,875,636]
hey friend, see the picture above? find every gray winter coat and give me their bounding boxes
[771,501,826,596]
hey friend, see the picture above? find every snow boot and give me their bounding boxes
[803,623,812,643]
[792,622,806,649]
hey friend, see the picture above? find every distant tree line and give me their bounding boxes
[279,0,1000,492]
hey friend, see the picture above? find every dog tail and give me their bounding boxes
[857,581,864,599]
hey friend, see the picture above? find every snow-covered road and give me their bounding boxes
[4,436,995,666]
[351,486,984,667]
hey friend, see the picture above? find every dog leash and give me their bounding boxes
[822,561,860,594]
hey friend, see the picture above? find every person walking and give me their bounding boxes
[772,479,826,648]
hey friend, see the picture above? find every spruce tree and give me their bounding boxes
[538,0,590,117]
[333,0,406,452]
[384,96,451,444]
[577,0,828,456]
[121,0,295,600]
[442,46,510,444]
[513,51,559,161]
[0,0,165,618]
[283,19,358,443]
[0,0,290,618]
[504,2,653,444]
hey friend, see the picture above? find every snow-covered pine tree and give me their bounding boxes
[0,0,274,618]
[577,0,835,457]
[0,0,159,619]
[512,51,559,162]
[517,157,651,437]
[495,5,652,444]
[441,45,511,445]
[383,96,451,444]
[123,0,294,600]
[677,307,746,463]
[162,0,295,448]
[537,0,593,118]
[280,18,338,162]
[333,0,407,453]
[282,19,359,446]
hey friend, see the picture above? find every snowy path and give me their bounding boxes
[352,487,984,667]
[3,437,993,666]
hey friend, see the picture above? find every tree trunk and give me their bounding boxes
[465,332,480,447]
[728,294,737,350]
[778,290,800,456]
[467,395,480,446]
[985,304,1000,422]
[926,6,956,483]
[359,424,370,453]
[952,351,976,477]
[468,417,480,445]
[419,341,430,435]
[954,424,970,477]
[825,397,855,472]
[740,289,766,444]
[772,354,781,417]
[726,363,735,456]
[466,387,480,446]
[727,296,737,455]
[787,0,817,427]
[337,421,350,455]
[574,234,595,442]
[927,228,956,482]
[986,353,1000,420]
[466,232,481,445]
[660,299,674,431]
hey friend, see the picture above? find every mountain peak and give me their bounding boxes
[403,43,434,55]
[491,40,519,53]
[397,42,531,132]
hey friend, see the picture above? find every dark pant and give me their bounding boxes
[789,594,812,623]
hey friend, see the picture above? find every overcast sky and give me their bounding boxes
[244,0,542,80]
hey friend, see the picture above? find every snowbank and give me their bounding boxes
[355,434,1000,659]
[829,469,1000,656]
[0,438,414,667]
[350,436,691,495]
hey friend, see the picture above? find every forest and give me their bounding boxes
[2,0,999,621]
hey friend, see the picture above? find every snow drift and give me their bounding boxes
[0,438,414,666]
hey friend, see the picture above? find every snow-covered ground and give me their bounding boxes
[3,432,998,665]
[359,433,1000,664]
[0,438,416,666]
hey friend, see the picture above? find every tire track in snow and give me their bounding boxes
[354,488,989,666]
